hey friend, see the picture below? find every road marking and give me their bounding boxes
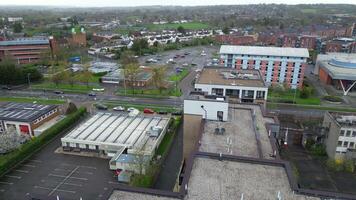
[29,159,42,163]
[54,168,93,175]
[5,175,21,179]
[48,166,80,196]
[48,174,88,181]
[63,182,82,187]
[78,165,97,170]
[23,164,36,168]
[108,181,121,185]
[0,181,13,185]
[34,186,76,194]
[15,169,29,173]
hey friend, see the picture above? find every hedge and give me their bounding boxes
[0,107,87,177]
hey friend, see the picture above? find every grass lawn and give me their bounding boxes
[267,103,356,113]
[268,90,320,105]
[73,73,105,83]
[168,69,190,82]
[0,97,65,104]
[156,117,181,156]
[117,88,181,98]
[301,8,318,13]
[32,82,102,93]
[146,22,210,31]
[103,101,181,113]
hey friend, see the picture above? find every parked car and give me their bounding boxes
[1,86,12,90]
[54,90,64,94]
[182,63,189,67]
[143,108,154,114]
[88,92,96,97]
[184,52,190,55]
[113,106,125,111]
[157,110,168,115]
[172,110,182,116]
[191,63,197,66]
[200,51,207,56]
[127,107,136,112]
[95,103,108,110]
[181,55,185,58]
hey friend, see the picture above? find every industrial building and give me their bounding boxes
[323,112,356,160]
[219,45,309,89]
[0,37,55,64]
[194,67,268,104]
[61,112,170,182]
[0,102,59,137]
[101,68,153,87]
[314,53,356,95]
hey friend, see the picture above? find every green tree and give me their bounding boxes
[124,63,140,95]
[80,64,92,88]
[177,25,185,34]
[131,38,149,55]
[222,26,229,34]
[152,66,166,94]
[120,50,138,65]
[13,22,23,33]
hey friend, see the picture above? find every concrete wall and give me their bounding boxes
[183,114,202,161]
[323,112,340,159]
[184,99,228,121]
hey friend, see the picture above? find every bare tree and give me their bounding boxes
[152,66,166,94]
[124,63,140,95]
[0,128,30,154]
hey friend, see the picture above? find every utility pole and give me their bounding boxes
[27,73,31,90]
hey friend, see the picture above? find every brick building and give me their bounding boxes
[219,45,309,89]
[215,35,257,45]
[68,27,87,47]
[0,37,56,64]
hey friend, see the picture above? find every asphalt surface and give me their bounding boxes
[0,126,117,200]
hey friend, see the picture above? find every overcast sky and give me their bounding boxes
[0,0,354,7]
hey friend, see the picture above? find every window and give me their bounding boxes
[343,141,349,147]
[353,131,356,137]
[350,142,355,148]
[340,130,345,136]
[346,130,351,137]
[338,141,342,147]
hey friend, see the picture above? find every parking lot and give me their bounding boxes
[0,133,118,200]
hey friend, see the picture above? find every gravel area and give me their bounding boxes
[185,157,320,200]
[109,191,177,200]
[199,109,259,157]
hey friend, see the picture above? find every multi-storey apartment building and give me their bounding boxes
[219,45,309,89]
[323,112,356,160]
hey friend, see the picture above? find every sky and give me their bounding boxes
[0,0,355,7]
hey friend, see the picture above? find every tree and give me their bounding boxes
[51,70,67,86]
[152,66,166,94]
[0,128,30,154]
[131,38,149,55]
[124,63,140,95]
[80,64,92,88]
[177,25,185,34]
[222,26,229,34]
[13,22,23,33]
[120,50,138,66]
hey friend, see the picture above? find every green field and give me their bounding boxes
[268,90,320,105]
[146,22,210,31]
[117,88,181,98]
[0,97,65,104]
[301,8,318,13]
[168,69,190,82]
[32,82,103,93]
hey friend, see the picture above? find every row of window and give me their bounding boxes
[226,54,304,60]
[337,140,356,149]
[340,129,356,137]
[33,108,57,125]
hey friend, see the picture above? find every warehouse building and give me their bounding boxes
[219,45,309,89]
[0,102,59,137]
[61,112,170,181]
[194,67,268,104]
[314,53,356,95]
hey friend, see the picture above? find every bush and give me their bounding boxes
[310,144,327,157]
[304,138,315,150]
[326,159,344,172]
[344,160,355,173]
[0,107,87,176]
[300,86,313,99]
[323,95,343,102]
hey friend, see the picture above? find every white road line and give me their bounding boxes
[78,165,97,170]
[54,168,93,175]
[5,175,21,179]
[63,182,83,187]
[23,164,36,168]
[108,181,121,185]
[0,181,13,185]
[29,159,42,163]
[15,169,29,173]
[34,186,76,194]
[48,166,80,196]
[48,174,88,181]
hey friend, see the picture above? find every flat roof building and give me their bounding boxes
[314,53,356,95]
[195,67,268,104]
[0,102,59,137]
[219,45,309,89]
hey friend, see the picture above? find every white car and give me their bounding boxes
[127,107,136,112]
[113,106,125,111]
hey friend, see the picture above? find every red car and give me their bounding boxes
[143,108,155,114]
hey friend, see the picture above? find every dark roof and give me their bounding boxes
[0,102,57,123]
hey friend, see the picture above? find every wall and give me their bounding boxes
[183,99,228,121]
[319,67,332,85]
[323,112,340,159]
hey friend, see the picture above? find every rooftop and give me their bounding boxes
[329,111,356,127]
[219,45,309,58]
[317,53,356,80]
[0,102,57,123]
[196,67,266,88]
[0,38,49,46]
[61,113,170,155]
[186,91,228,102]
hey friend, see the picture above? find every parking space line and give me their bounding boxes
[48,166,80,196]
[29,159,42,163]
[78,165,97,170]
[108,181,121,185]
[15,169,29,173]
[54,168,93,175]
[5,175,21,179]
[0,181,13,185]
[34,186,76,194]
[48,173,88,181]
[23,164,36,168]
[63,182,83,187]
